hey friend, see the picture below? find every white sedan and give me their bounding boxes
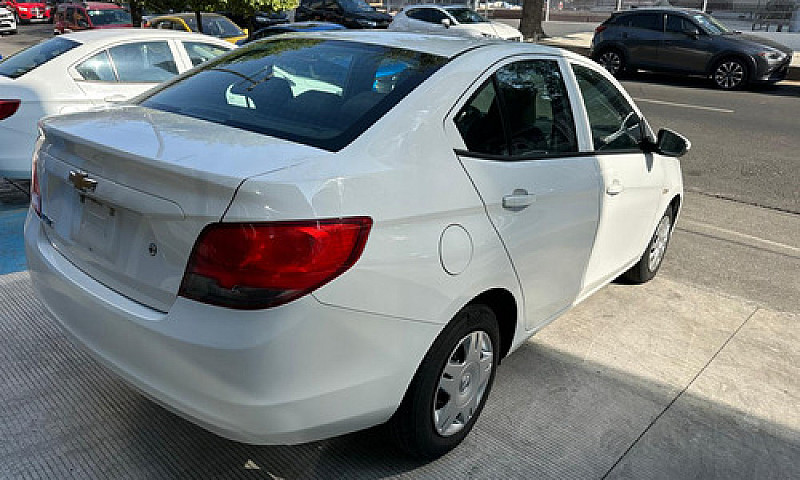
[26,32,688,459]
[0,29,233,179]
[389,4,523,40]
[0,4,17,35]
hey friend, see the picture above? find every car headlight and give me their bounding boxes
[758,50,786,63]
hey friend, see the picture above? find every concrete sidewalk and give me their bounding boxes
[507,21,800,81]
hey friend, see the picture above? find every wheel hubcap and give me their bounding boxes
[715,61,744,89]
[600,52,621,75]
[434,331,494,437]
[648,215,672,272]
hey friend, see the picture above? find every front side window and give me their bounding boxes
[0,36,80,79]
[140,39,447,151]
[455,59,577,158]
[445,8,487,24]
[572,64,642,151]
[108,41,177,83]
[666,15,696,34]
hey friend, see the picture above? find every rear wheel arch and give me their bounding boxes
[468,288,517,362]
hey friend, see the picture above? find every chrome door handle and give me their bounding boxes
[502,190,536,209]
[606,181,624,196]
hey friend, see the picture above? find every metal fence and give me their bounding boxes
[375,0,800,32]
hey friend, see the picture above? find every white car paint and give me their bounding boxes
[0,29,233,179]
[0,5,17,34]
[26,32,685,448]
[389,4,523,41]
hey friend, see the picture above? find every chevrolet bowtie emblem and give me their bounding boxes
[68,170,97,193]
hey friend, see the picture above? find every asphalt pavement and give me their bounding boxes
[1,20,798,479]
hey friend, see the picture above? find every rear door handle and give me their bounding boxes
[606,181,624,196]
[502,190,536,209]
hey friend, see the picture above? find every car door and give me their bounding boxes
[447,57,601,330]
[660,14,713,74]
[72,40,181,105]
[569,61,665,297]
[621,12,664,68]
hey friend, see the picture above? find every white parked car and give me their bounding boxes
[26,32,688,459]
[0,3,18,35]
[389,4,523,41]
[0,29,233,179]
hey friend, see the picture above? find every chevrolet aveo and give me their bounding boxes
[26,32,689,458]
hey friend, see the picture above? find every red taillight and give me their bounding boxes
[595,25,607,34]
[0,99,21,121]
[179,217,373,309]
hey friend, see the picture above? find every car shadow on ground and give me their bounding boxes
[1,273,798,479]
[623,71,800,98]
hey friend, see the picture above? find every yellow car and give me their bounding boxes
[146,13,248,44]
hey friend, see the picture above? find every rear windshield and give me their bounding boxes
[87,8,132,26]
[0,37,80,79]
[140,39,448,151]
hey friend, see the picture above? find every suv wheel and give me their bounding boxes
[713,58,748,90]
[597,48,626,77]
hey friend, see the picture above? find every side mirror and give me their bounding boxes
[441,18,451,28]
[650,128,691,157]
[683,26,700,39]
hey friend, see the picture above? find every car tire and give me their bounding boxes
[596,48,626,77]
[622,207,674,284]
[388,304,500,459]
[712,57,748,90]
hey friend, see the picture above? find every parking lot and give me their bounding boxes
[1,21,799,479]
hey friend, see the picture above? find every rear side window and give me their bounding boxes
[183,41,230,67]
[109,41,177,82]
[625,13,663,31]
[140,39,447,151]
[455,59,577,158]
[0,37,80,79]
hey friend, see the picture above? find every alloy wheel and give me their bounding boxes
[433,330,494,437]
[599,51,622,76]
[648,214,672,272]
[714,61,745,89]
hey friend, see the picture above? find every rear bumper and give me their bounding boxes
[25,212,441,444]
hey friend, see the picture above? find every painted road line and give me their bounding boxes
[633,98,735,114]
[678,219,800,259]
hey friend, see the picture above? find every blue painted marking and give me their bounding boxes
[0,207,29,274]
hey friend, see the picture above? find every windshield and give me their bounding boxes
[87,8,132,26]
[692,13,731,35]
[184,16,244,38]
[140,39,447,151]
[445,7,488,24]
[0,37,80,79]
[340,0,374,12]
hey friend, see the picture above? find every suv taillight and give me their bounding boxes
[0,99,21,120]
[595,25,607,34]
[179,217,373,309]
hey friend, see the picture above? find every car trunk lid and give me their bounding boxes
[38,105,325,312]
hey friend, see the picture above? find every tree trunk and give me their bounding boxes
[128,1,141,28]
[519,0,545,41]
[195,10,203,33]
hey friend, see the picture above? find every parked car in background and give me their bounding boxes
[294,0,392,28]
[219,9,289,30]
[3,0,51,23]
[389,4,523,40]
[53,2,132,34]
[0,2,18,33]
[144,13,248,44]
[591,7,793,89]
[236,21,345,45]
[26,32,687,459]
[0,29,233,179]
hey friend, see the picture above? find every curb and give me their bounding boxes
[539,41,800,82]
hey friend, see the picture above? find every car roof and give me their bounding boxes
[157,12,229,20]
[62,1,123,8]
[264,31,574,59]
[58,28,235,45]
[402,4,472,10]
[614,7,703,15]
